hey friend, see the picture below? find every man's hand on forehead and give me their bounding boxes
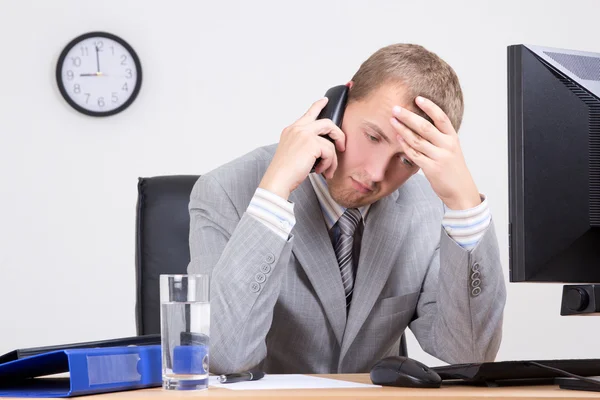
[389,96,481,211]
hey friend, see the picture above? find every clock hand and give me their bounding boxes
[79,73,108,77]
[95,45,101,73]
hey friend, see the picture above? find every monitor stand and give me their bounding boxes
[560,284,600,315]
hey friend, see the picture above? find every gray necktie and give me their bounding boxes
[334,208,361,309]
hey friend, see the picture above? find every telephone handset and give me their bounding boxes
[311,85,349,172]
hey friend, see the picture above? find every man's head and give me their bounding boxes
[327,43,464,208]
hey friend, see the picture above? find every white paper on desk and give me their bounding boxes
[209,374,381,390]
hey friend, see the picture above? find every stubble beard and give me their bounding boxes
[327,176,377,209]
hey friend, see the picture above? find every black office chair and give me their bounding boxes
[135,175,200,336]
[134,174,407,356]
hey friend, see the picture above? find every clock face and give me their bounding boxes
[56,32,142,116]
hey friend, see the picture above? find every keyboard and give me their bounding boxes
[432,359,600,386]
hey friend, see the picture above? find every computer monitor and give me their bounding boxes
[508,44,600,314]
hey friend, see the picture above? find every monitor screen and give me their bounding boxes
[508,44,600,283]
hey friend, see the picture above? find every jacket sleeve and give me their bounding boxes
[187,175,294,374]
[409,219,506,363]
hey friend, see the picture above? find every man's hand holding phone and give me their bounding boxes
[259,98,346,201]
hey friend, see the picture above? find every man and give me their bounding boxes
[187,43,506,374]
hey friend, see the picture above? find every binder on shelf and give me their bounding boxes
[0,345,162,397]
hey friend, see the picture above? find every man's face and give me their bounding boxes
[326,83,420,208]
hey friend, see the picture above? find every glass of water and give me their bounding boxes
[160,274,210,391]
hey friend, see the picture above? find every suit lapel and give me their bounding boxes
[339,191,413,364]
[290,179,347,345]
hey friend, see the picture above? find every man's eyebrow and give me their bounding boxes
[363,121,392,144]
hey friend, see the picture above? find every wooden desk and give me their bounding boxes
[5,374,600,400]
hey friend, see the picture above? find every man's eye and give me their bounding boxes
[365,133,379,143]
[400,155,414,167]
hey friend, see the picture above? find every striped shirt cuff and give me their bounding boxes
[442,195,491,251]
[246,188,296,240]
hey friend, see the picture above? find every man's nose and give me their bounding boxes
[365,154,390,183]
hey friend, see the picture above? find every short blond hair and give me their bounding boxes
[349,43,464,131]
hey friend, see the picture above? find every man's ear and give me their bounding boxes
[346,81,354,89]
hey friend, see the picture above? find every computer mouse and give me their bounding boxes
[370,356,442,388]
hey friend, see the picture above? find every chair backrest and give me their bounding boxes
[133,174,407,356]
[135,175,200,335]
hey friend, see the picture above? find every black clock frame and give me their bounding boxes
[56,31,143,117]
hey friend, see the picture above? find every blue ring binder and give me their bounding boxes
[0,345,162,398]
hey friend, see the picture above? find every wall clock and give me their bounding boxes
[56,32,142,117]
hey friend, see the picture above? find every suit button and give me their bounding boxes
[472,263,480,272]
[472,287,481,296]
[255,273,266,283]
[471,271,480,280]
[250,282,260,293]
[265,253,276,264]
[260,264,271,274]
[472,278,481,288]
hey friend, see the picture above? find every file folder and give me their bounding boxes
[0,345,161,397]
[0,334,160,365]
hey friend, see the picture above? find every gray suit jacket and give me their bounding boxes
[187,144,506,374]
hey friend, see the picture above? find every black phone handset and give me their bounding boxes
[311,85,349,173]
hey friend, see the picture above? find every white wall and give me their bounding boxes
[1,0,599,366]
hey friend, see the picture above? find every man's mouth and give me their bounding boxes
[351,178,373,194]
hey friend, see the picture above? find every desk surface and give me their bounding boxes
[9,374,600,400]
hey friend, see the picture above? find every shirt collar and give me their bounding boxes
[308,173,371,231]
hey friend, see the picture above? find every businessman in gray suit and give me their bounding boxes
[188,43,506,374]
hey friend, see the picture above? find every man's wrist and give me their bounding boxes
[259,175,291,201]
[444,189,482,211]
